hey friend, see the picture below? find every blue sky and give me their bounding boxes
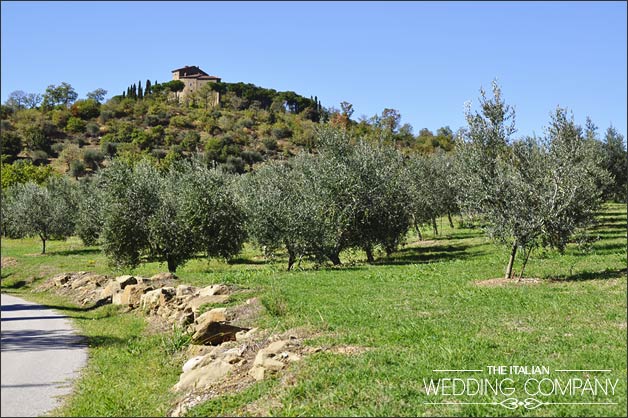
[2,1,626,139]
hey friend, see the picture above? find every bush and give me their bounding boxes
[30,150,49,165]
[0,130,22,161]
[83,149,105,170]
[271,124,292,139]
[0,160,55,190]
[262,137,277,151]
[71,99,100,119]
[66,116,86,133]
[86,122,100,137]
[69,159,86,179]
[51,142,65,156]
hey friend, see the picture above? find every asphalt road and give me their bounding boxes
[1,293,87,417]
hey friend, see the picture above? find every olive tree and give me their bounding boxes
[239,127,411,268]
[4,176,78,253]
[540,108,611,253]
[457,82,610,279]
[100,159,246,272]
[238,160,309,269]
[75,175,105,246]
[341,139,411,261]
[175,160,247,261]
[100,160,159,269]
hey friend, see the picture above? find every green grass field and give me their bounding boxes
[1,203,626,417]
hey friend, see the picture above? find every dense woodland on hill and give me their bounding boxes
[0,78,457,184]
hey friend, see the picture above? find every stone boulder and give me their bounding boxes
[173,358,233,393]
[140,287,175,311]
[112,284,151,307]
[194,308,231,324]
[101,280,121,299]
[51,273,71,287]
[139,272,177,288]
[197,284,229,298]
[114,275,138,288]
[187,295,230,314]
[248,339,301,381]
[191,319,248,346]
[176,285,197,298]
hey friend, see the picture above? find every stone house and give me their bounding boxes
[171,65,221,105]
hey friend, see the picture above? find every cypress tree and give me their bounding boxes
[145,79,152,96]
[122,91,126,98]
[138,80,143,100]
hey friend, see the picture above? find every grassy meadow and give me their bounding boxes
[1,203,626,417]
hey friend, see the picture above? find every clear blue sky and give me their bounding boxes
[2,1,626,138]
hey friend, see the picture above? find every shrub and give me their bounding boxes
[69,159,86,179]
[1,130,23,161]
[86,122,100,137]
[66,116,86,133]
[30,150,49,165]
[262,137,277,151]
[1,160,55,190]
[271,124,292,139]
[83,149,105,170]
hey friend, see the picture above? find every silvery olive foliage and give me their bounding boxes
[456,82,610,278]
[4,176,78,253]
[337,136,411,261]
[100,160,159,269]
[99,159,246,272]
[238,158,328,269]
[75,174,106,246]
[405,150,459,236]
[238,127,411,269]
[175,159,247,261]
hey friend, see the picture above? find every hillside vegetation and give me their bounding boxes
[1,79,456,181]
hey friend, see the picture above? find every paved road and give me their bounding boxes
[1,293,87,417]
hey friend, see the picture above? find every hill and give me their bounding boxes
[0,77,456,178]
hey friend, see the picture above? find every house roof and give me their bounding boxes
[172,65,221,81]
[171,65,207,75]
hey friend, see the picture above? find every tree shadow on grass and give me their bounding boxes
[226,257,267,266]
[550,268,627,282]
[0,297,113,314]
[1,328,123,352]
[433,230,484,241]
[49,247,101,257]
[373,243,481,266]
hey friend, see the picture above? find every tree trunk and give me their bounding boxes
[448,212,454,229]
[287,249,295,271]
[413,219,423,241]
[505,242,518,279]
[328,252,341,266]
[519,247,533,280]
[167,257,177,273]
[40,235,46,254]
[432,217,438,236]
[365,246,374,263]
